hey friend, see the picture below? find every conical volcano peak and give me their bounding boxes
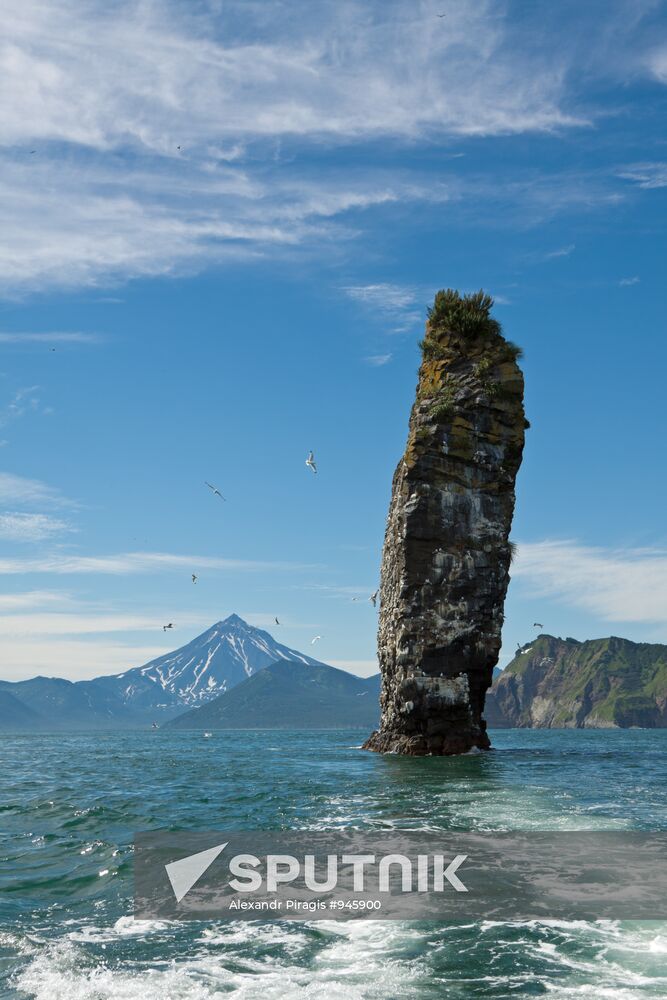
[217,613,249,628]
[93,615,327,716]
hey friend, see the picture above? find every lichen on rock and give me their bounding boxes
[363,289,526,756]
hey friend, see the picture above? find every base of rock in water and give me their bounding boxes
[362,726,491,757]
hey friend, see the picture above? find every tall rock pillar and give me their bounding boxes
[364,290,526,756]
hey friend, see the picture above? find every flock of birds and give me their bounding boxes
[163,448,543,656]
[161,451,379,646]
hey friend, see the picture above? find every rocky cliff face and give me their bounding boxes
[487,634,667,728]
[364,290,526,756]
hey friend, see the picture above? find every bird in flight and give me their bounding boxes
[163,623,174,631]
[192,574,198,584]
[370,590,379,607]
[275,617,280,625]
[311,635,322,645]
[205,481,226,500]
[533,622,543,629]
[305,451,317,474]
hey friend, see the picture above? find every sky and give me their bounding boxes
[1,0,667,681]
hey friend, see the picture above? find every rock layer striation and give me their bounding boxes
[364,290,526,755]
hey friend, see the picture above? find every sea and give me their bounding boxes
[1,728,666,999]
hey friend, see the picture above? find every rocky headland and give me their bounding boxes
[486,634,667,728]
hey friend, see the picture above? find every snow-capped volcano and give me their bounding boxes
[92,614,326,717]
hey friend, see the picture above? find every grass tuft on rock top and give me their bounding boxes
[419,288,525,364]
[428,289,500,338]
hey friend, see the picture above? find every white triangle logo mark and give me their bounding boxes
[165,842,228,903]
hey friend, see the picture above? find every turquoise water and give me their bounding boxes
[1,729,666,998]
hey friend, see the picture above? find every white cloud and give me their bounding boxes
[618,162,667,189]
[619,276,640,286]
[0,638,171,681]
[0,1,582,151]
[0,590,72,611]
[329,659,379,678]
[647,46,667,84]
[0,471,73,507]
[0,385,45,429]
[0,550,318,575]
[0,331,100,343]
[0,611,212,637]
[513,540,667,624]
[0,512,73,542]
[364,354,393,366]
[344,283,417,311]
[0,0,590,292]
[544,243,575,259]
[344,282,423,334]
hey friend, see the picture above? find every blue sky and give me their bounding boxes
[1,0,667,680]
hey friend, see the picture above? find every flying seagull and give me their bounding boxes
[305,451,317,474]
[370,590,379,607]
[533,622,543,629]
[275,617,280,625]
[163,623,174,631]
[205,481,226,500]
[311,635,322,645]
[192,574,198,584]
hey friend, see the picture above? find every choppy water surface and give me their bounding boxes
[1,729,666,998]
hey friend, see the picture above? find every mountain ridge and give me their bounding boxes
[0,615,330,730]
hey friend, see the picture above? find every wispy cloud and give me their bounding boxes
[0,0,591,293]
[0,512,73,542]
[0,590,73,611]
[344,284,417,311]
[544,243,575,259]
[364,353,393,367]
[646,46,667,84]
[618,162,667,189]
[0,472,73,508]
[514,540,667,624]
[619,276,640,286]
[0,331,100,344]
[0,386,48,429]
[0,550,319,575]
[344,282,423,334]
[0,611,212,638]
[0,1,582,151]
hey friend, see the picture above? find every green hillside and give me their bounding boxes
[166,660,381,730]
[486,634,667,728]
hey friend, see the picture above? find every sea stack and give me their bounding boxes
[364,290,526,756]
